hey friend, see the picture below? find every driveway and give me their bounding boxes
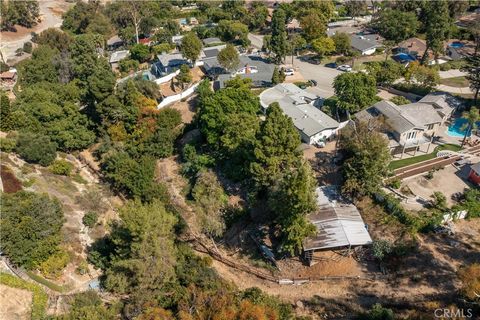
[292,56,342,98]
[248,33,264,50]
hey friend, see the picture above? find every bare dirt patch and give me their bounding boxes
[169,94,197,124]
[1,164,22,193]
[0,284,32,320]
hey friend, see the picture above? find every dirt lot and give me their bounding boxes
[400,164,473,208]
[169,94,197,124]
[0,0,72,63]
[0,284,32,320]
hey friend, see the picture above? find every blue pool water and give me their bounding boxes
[393,53,416,62]
[449,42,465,49]
[447,118,480,138]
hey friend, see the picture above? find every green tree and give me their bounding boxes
[16,132,57,166]
[333,72,377,117]
[33,28,72,52]
[106,1,154,44]
[217,44,240,72]
[371,9,419,45]
[311,37,335,59]
[216,20,250,47]
[340,121,391,198]
[177,64,192,89]
[271,66,281,85]
[250,103,301,190]
[269,160,317,255]
[300,12,328,42]
[192,169,228,238]
[0,0,39,31]
[102,153,159,202]
[460,107,480,147]
[16,45,59,86]
[50,159,74,176]
[270,8,288,64]
[358,303,394,320]
[130,43,150,63]
[0,91,13,131]
[181,32,202,64]
[365,61,403,86]
[332,32,351,55]
[345,0,367,22]
[102,200,177,310]
[58,291,117,320]
[247,2,268,30]
[1,191,64,269]
[461,55,480,104]
[422,0,452,64]
[405,61,440,89]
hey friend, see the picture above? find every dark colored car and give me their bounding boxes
[325,62,337,68]
[309,79,318,86]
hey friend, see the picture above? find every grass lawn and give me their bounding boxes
[439,76,470,87]
[389,144,462,170]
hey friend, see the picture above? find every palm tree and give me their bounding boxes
[460,107,480,147]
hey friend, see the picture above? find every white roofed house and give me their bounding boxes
[109,50,130,70]
[260,84,340,144]
[355,93,461,158]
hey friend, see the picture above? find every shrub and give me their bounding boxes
[16,132,57,166]
[119,59,139,73]
[76,260,89,275]
[23,41,33,53]
[358,303,394,320]
[372,240,393,261]
[457,263,480,302]
[389,96,410,105]
[49,159,74,176]
[82,211,98,228]
[0,137,17,152]
[387,178,401,189]
[39,250,70,279]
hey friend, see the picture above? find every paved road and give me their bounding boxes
[248,33,264,49]
[292,56,342,98]
[438,69,467,79]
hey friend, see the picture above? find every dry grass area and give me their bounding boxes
[160,67,205,97]
[0,153,117,293]
[169,94,197,124]
[0,284,32,320]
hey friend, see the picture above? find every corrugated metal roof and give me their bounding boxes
[303,186,372,251]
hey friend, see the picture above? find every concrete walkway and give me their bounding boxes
[439,69,467,79]
[436,84,473,94]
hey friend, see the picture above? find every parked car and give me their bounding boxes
[337,64,352,72]
[309,79,318,86]
[325,62,337,68]
[284,68,295,76]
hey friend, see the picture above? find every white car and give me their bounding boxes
[284,68,295,76]
[337,65,352,72]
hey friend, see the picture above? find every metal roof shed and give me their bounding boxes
[303,186,372,260]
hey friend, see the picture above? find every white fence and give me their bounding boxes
[154,69,180,85]
[157,82,200,108]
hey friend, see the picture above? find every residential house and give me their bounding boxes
[303,186,372,265]
[172,35,184,46]
[209,55,275,89]
[139,37,153,46]
[446,41,476,60]
[0,68,17,91]
[355,93,461,156]
[152,52,189,75]
[260,83,339,144]
[349,34,380,55]
[109,50,130,70]
[468,162,480,186]
[107,35,124,51]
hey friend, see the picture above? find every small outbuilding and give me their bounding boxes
[468,162,480,186]
[109,50,130,69]
[303,186,372,265]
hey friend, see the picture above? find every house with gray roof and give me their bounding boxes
[349,34,380,55]
[303,186,372,264]
[152,52,189,75]
[355,93,461,155]
[260,83,340,144]
[109,50,130,70]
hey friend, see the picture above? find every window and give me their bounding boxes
[406,131,417,140]
[427,124,434,130]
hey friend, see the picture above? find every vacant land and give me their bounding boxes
[0,284,32,320]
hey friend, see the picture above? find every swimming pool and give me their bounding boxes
[449,41,465,49]
[446,118,480,138]
[393,53,416,62]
